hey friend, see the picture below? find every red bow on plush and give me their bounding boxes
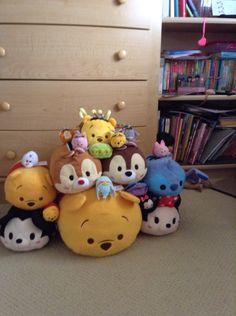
[140,194,149,203]
[158,196,179,207]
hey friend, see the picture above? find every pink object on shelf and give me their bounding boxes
[198,17,207,47]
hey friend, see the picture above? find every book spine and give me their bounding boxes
[179,0,187,17]
[186,3,194,17]
[175,0,179,17]
[162,0,170,17]
[170,0,175,17]
[180,114,194,161]
[188,122,207,165]
[187,0,199,16]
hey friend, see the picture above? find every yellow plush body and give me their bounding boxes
[5,166,59,221]
[80,115,116,145]
[58,188,142,257]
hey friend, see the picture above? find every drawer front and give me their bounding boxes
[0,128,147,176]
[0,25,150,80]
[0,81,148,129]
[0,0,152,29]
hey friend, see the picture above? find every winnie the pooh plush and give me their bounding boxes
[79,108,117,145]
[57,188,142,257]
[0,151,59,251]
[79,108,116,159]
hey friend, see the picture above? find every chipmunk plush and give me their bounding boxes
[0,152,58,251]
[102,144,147,186]
[50,144,102,194]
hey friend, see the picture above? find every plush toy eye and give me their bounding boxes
[160,185,166,190]
[92,134,95,138]
[30,233,35,240]
[69,175,74,181]
[117,234,123,240]
[39,197,43,201]
[9,232,13,240]
[19,197,24,201]
[134,164,139,170]
[105,135,109,139]
[179,181,183,186]
[87,238,94,244]
[117,166,122,172]
[173,218,176,224]
[154,217,159,224]
[85,171,90,177]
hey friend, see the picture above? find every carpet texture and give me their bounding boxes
[0,189,235,316]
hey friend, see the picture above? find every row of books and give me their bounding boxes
[163,0,236,18]
[158,104,236,165]
[161,50,236,95]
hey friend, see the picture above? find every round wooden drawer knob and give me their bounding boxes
[117,0,127,4]
[0,47,6,57]
[6,150,17,160]
[117,101,126,110]
[0,102,11,111]
[117,50,127,60]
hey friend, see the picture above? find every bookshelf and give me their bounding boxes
[162,17,236,32]
[159,13,236,170]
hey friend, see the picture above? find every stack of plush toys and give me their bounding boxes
[0,108,188,257]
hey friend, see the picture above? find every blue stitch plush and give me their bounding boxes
[143,156,186,196]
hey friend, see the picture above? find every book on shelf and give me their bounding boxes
[158,103,236,165]
[179,0,186,17]
[161,49,236,96]
[162,0,217,17]
[187,0,199,17]
[199,128,236,163]
[187,121,208,165]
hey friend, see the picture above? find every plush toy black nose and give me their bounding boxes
[27,202,35,207]
[170,184,178,191]
[166,224,171,229]
[16,238,22,244]
[97,137,103,142]
[125,171,132,177]
[100,242,112,251]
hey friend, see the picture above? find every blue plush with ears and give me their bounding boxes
[143,156,186,196]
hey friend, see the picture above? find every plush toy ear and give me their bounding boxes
[108,117,117,127]
[7,169,22,181]
[71,194,87,212]
[83,115,92,124]
[61,194,87,213]
[119,191,140,204]
[160,140,166,146]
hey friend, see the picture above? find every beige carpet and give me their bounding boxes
[0,189,235,316]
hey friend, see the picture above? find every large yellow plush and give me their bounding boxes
[58,188,142,257]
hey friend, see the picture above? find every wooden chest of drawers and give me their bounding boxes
[0,0,161,178]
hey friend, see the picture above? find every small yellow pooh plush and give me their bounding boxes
[79,108,117,145]
[110,132,127,148]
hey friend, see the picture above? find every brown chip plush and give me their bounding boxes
[49,145,102,194]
